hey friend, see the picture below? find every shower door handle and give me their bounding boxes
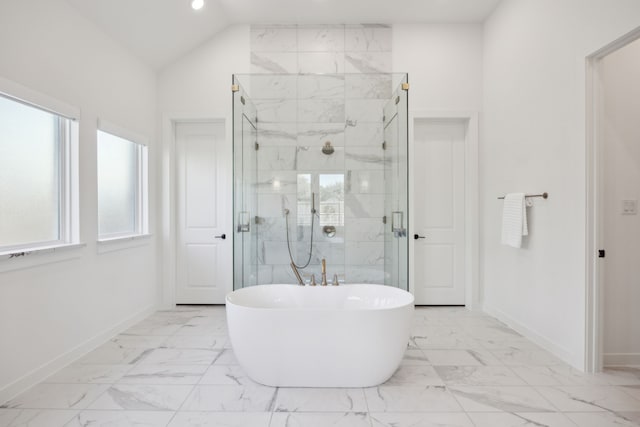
[214,234,226,240]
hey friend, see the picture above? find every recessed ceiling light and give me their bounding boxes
[191,0,204,11]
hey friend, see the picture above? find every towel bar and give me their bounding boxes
[498,192,548,200]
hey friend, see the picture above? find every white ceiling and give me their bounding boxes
[65,0,502,69]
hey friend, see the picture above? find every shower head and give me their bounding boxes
[322,141,334,155]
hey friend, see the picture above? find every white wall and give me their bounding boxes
[0,0,158,402]
[482,0,640,368]
[602,38,640,365]
[393,24,483,112]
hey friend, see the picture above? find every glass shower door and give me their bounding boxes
[383,77,409,291]
[232,76,258,289]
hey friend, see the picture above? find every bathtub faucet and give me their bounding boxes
[290,262,305,286]
[321,259,328,286]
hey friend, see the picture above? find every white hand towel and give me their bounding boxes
[501,193,528,248]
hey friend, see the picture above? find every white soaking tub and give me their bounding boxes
[225,284,414,387]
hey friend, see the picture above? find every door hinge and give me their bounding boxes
[401,82,409,91]
[231,84,239,92]
[598,249,605,258]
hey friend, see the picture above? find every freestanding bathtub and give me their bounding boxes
[225,284,414,387]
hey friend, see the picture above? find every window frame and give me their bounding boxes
[96,120,149,242]
[0,77,80,257]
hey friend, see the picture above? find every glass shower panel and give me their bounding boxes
[383,76,409,291]
[233,76,258,289]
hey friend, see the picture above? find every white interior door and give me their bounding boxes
[413,119,466,305]
[176,122,231,304]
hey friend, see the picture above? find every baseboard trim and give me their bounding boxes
[604,353,640,367]
[482,304,582,369]
[0,304,156,405]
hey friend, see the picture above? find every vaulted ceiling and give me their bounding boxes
[65,0,502,69]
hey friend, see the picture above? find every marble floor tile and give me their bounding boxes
[511,365,613,386]
[364,386,462,412]
[535,385,640,412]
[76,342,150,365]
[274,388,367,412]
[477,338,543,351]
[65,410,175,427]
[370,412,474,427]
[270,412,370,427]
[109,334,168,349]
[383,365,444,386]
[138,348,220,365]
[44,364,131,384]
[198,365,257,386]
[161,335,227,350]
[466,412,578,427]
[87,385,193,411]
[621,385,640,400]
[435,366,527,386]
[118,364,208,385]
[449,386,556,412]
[423,350,486,366]
[400,349,431,366]
[565,411,640,427]
[0,409,78,427]
[0,384,109,410]
[180,385,277,412]
[490,349,564,366]
[212,349,239,365]
[167,411,272,427]
[602,367,640,386]
[174,323,228,336]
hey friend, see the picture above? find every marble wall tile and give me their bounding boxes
[251,52,298,74]
[257,146,297,171]
[345,265,385,284]
[272,264,298,283]
[250,26,297,52]
[298,74,345,99]
[296,146,345,170]
[347,170,384,194]
[346,99,386,123]
[297,123,345,147]
[298,26,345,52]
[345,74,393,99]
[345,218,384,242]
[258,194,292,217]
[250,75,298,99]
[261,240,292,264]
[254,99,297,123]
[345,52,392,73]
[345,242,384,265]
[298,99,345,123]
[256,171,298,194]
[345,123,383,147]
[257,123,298,146]
[298,53,345,74]
[345,194,385,218]
[345,25,392,52]
[345,148,385,171]
[257,218,287,241]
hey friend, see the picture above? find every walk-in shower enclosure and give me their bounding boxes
[233,73,408,290]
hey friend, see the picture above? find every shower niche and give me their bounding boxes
[232,73,408,290]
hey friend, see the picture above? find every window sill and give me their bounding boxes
[0,243,86,274]
[97,234,152,253]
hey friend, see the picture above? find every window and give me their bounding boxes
[0,93,77,252]
[97,126,148,240]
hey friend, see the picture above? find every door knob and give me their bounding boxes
[215,234,226,240]
[414,234,426,240]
